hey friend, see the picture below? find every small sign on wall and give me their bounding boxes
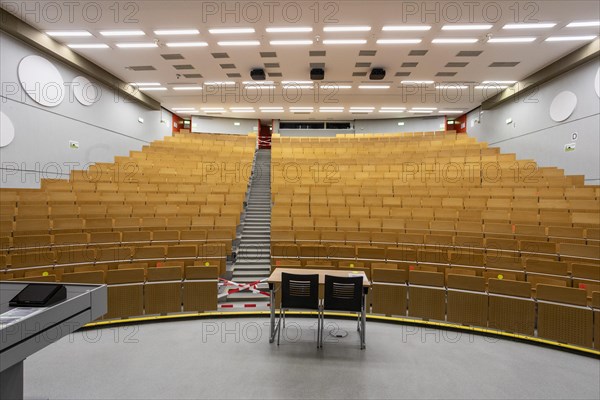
[564,143,576,152]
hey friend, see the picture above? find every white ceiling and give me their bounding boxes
[2,0,599,120]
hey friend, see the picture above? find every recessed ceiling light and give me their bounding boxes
[282,81,314,85]
[166,42,208,47]
[481,80,517,84]
[209,28,255,34]
[401,80,434,84]
[67,44,109,49]
[130,82,161,86]
[545,36,597,42]
[442,24,493,30]
[116,43,158,48]
[243,81,275,85]
[269,40,313,45]
[382,25,431,31]
[46,30,92,37]
[138,87,167,91]
[475,85,508,89]
[435,85,469,89]
[566,21,600,28]
[323,39,368,45]
[488,37,536,43]
[358,85,390,89]
[100,30,145,36]
[409,110,433,113]
[320,84,352,89]
[439,110,464,114]
[204,81,236,85]
[323,26,371,32]
[173,87,203,91]
[217,41,260,46]
[503,23,556,29]
[432,38,478,43]
[154,29,200,35]
[412,107,437,110]
[376,39,422,44]
[266,27,313,33]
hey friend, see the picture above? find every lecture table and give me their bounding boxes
[267,268,371,346]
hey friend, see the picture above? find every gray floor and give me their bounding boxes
[24,317,600,400]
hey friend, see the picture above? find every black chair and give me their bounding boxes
[278,273,321,347]
[322,275,365,349]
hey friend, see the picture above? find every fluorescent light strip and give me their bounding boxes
[209,28,255,34]
[409,110,433,113]
[230,107,254,111]
[566,21,600,28]
[435,85,469,89]
[481,81,517,84]
[442,24,492,30]
[173,87,203,91]
[139,87,167,91]
[381,107,406,110]
[475,85,508,89]
[439,110,464,114]
[432,38,478,43]
[243,81,275,85]
[166,42,208,47]
[204,81,236,85]
[270,40,313,45]
[323,26,371,32]
[358,85,390,89]
[116,43,158,48]
[244,85,276,89]
[282,81,313,85]
[130,82,161,86]
[217,41,260,46]
[379,110,405,113]
[46,30,91,37]
[266,27,313,33]
[323,39,367,45]
[401,80,434,84]
[154,29,200,35]
[503,23,556,29]
[260,107,284,110]
[67,44,109,49]
[260,109,284,112]
[377,39,422,44]
[172,107,196,110]
[100,30,145,36]
[320,109,344,113]
[231,110,255,113]
[412,107,437,110]
[488,37,536,43]
[205,111,224,114]
[177,110,199,113]
[382,25,431,31]
[320,107,344,110]
[545,36,597,42]
[201,108,225,111]
[320,85,352,89]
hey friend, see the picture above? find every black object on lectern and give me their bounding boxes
[9,283,67,307]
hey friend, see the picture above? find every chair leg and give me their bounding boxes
[282,309,286,329]
[357,313,360,331]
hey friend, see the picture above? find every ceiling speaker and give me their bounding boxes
[250,69,266,80]
[310,68,325,80]
[370,68,386,80]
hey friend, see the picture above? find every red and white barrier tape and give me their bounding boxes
[218,277,270,298]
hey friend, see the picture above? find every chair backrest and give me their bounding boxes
[323,275,363,312]
[281,272,319,310]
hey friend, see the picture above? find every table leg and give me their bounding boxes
[269,283,275,343]
[361,291,367,349]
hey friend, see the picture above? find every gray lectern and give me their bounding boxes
[0,281,107,400]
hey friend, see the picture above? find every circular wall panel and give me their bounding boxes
[73,76,100,106]
[0,112,15,147]
[549,91,577,122]
[594,68,600,98]
[18,55,65,107]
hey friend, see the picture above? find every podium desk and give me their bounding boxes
[0,282,107,400]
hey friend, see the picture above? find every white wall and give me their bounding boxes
[0,33,172,188]
[355,116,446,134]
[467,59,600,184]
[191,115,258,135]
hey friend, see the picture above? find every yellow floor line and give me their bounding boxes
[84,311,600,356]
